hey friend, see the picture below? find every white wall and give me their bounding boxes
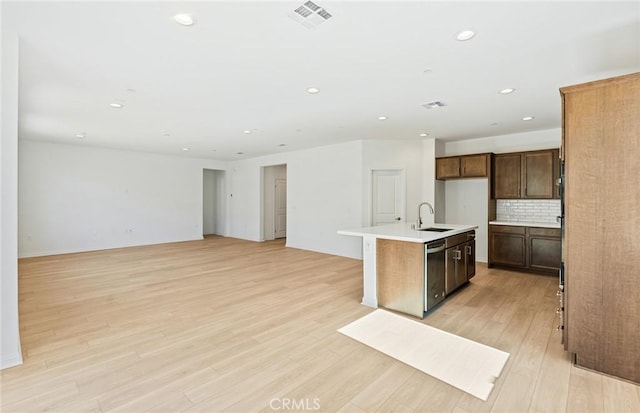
[421,139,446,225]
[18,140,227,257]
[442,128,562,262]
[1,23,23,369]
[445,179,490,262]
[227,141,364,258]
[362,140,423,226]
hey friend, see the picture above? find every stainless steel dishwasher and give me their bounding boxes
[424,240,446,311]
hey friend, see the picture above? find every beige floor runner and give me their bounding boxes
[338,309,510,401]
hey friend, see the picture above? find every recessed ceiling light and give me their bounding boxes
[500,88,515,94]
[278,143,287,147]
[163,133,171,137]
[127,88,136,93]
[182,148,189,151]
[237,152,244,155]
[522,116,535,121]
[307,87,319,94]
[174,13,195,26]
[109,103,123,108]
[423,69,433,74]
[419,133,428,137]
[456,30,475,41]
[243,130,251,134]
[378,116,388,121]
[491,122,498,126]
[75,133,85,139]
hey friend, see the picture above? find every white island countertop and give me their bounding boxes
[338,222,478,243]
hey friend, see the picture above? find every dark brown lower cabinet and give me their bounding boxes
[489,226,526,267]
[489,225,560,274]
[528,227,562,272]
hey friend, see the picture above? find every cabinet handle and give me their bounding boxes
[454,250,462,260]
[466,245,472,255]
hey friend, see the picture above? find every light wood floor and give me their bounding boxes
[2,237,639,413]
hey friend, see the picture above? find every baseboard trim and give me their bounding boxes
[18,237,204,258]
[1,352,23,370]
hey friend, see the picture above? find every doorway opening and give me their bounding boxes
[202,169,226,237]
[262,164,287,241]
[371,169,406,226]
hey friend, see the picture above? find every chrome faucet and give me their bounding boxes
[417,201,435,228]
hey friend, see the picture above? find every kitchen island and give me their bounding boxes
[338,222,478,317]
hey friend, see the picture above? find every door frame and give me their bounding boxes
[370,169,406,226]
[261,164,287,241]
[202,168,227,237]
[273,178,287,239]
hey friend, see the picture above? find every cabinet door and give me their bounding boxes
[445,247,458,294]
[523,151,555,198]
[528,235,561,272]
[493,153,522,198]
[465,240,476,279]
[436,157,460,180]
[461,154,488,177]
[455,246,468,288]
[490,231,526,267]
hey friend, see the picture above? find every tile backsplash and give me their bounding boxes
[496,199,561,224]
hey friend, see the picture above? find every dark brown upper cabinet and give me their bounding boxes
[492,149,559,199]
[436,153,490,180]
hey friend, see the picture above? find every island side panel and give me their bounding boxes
[377,238,425,318]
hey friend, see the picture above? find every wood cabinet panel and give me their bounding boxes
[490,225,526,234]
[436,153,490,180]
[461,154,489,177]
[493,154,522,198]
[465,240,476,279]
[490,232,526,267]
[489,225,560,274]
[493,150,559,199]
[436,157,461,179]
[523,151,555,198]
[529,227,561,237]
[528,236,561,272]
[562,72,640,383]
[377,239,425,318]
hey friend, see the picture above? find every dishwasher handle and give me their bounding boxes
[426,243,446,253]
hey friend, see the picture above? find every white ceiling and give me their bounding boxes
[4,1,639,160]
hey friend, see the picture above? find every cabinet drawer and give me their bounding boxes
[445,233,470,248]
[529,227,561,237]
[490,225,525,234]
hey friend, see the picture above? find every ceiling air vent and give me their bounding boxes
[422,101,447,109]
[289,1,333,29]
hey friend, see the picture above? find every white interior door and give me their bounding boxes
[372,170,405,225]
[274,178,287,238]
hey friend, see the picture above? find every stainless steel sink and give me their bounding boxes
[417,227,452,232]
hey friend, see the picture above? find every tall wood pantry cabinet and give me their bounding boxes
[561,72,640,384]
